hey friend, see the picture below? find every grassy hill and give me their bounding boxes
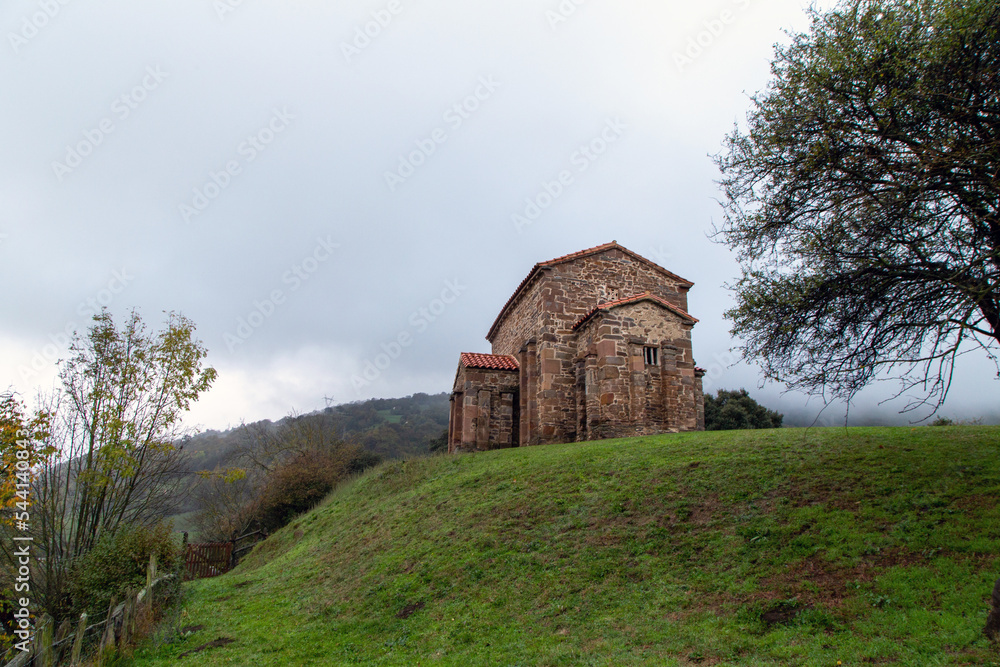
[131,427,1000,666]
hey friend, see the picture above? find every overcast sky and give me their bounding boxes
[2,0,997,431]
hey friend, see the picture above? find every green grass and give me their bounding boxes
[128,426,1000,666]
[375,409,403,424]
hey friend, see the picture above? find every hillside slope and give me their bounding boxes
[132,427,1000,666]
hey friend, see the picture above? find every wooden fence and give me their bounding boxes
[2,532,268,665]
[183,542,233,580]
[182,530,266,581]
[2,555,173,667]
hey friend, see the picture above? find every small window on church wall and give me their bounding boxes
[643,346,658,366]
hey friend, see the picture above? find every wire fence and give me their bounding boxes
[2,554,177,667]
[4,530,267,666]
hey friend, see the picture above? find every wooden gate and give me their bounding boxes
[183,542,234,580]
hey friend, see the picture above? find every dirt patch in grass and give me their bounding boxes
[760,600,805,627]
[951,494,996,511]
[872,548,928,569]
[396,601,425,619]
[673,493,724,526]
[178,625,204,634]
[680,651,722,666]
[687,502,717,526]
[178,637,235,658]
[781,481,860,510]
[754,549,928,607]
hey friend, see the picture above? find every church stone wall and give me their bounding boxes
[489,250,695,445]
[571,302,701,441]
[490,277,544,357]
[452,243,704,452]
[449,366,519,453]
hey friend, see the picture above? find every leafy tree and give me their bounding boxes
[69,522,180,617]
[0,393,52,652]
[0,393,51,528]
[194,412,380,540]
[703,389,783,431]
[192,466,260,543]
[255,448,359,532]
[714,0,1000,413]
[428,429,448,453]
[31,309,216,619]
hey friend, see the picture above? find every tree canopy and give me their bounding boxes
[715,0,1000,412]
[28,309,216,619]
[704,389,784,431]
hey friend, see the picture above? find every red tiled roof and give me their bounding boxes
[573,291,699,330]
[460,353,520,371]
[486,241,694,342]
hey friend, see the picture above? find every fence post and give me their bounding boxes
[54,619,72,665]
[35,614,53,667]
[146,554,158,614]
[98,595,117,662]
[120,591,134,648]
[70,612,87,666]
[148,553,157,590]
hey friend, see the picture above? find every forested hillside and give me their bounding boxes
[169,393,449,534]
[181,392,449,471]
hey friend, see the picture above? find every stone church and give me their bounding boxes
[448,242,705,453]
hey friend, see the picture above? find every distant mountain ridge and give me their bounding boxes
[179,393,450,472]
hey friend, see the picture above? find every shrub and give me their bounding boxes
[428,429,448,453]
[704,389,783,431]
[70,522,180,617]
[256,446,380,533]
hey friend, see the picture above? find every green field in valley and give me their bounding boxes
[127,426,1000,666]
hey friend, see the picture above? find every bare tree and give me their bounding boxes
[193,411,376,540]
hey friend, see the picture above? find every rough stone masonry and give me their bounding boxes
[448,241,705,453]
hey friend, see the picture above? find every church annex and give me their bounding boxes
[448,241,705,453]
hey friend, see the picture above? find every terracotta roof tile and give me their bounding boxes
[460,353,520,371]
[573,291,699,330]
[537,241,621,268]
[486,241,694,342]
